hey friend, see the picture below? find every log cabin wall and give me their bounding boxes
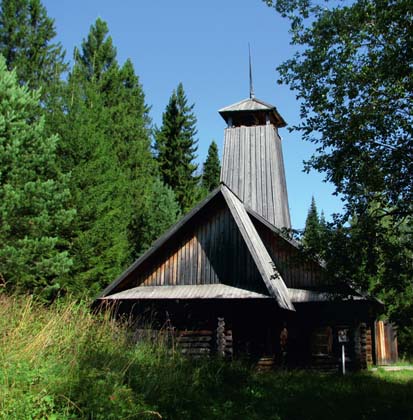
[134,199,268,295]
[252,219,324,289]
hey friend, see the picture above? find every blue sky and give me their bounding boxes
[43,0,343,229]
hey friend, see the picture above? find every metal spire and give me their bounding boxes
[248,43,255,99]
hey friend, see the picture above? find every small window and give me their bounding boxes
[311,326,333,356]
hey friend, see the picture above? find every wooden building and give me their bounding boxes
[95,92,384,370]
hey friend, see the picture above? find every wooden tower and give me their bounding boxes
[219,91,291,229]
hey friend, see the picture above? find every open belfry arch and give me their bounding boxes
[95,69,383,369]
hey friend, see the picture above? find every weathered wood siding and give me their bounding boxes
[221,125,291,229]
[136,202,268,295]
[376,320,398,365]
[252,218,323,288]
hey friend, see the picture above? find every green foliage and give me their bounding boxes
[2,295,413,420]
[265,0,413,354]
[130,177,181,258]
[74,17,117,83]
[0,0,67,95]
[155,82,200,213]
[266,0,412,220]
[202,140,221,192]
[0,57,74,295]
[302,196,321,251]
[57,67,131,294]
[49,18,162,294]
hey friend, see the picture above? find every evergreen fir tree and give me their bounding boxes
[0,57,74,296]
[202,140,221,192]
[0,0,67,95]
[130,177,180,258]
[155,83,199,213]
[53,18,170,292]
[74,17,117,84]
[302,196,321,252]
[58,64,131,294]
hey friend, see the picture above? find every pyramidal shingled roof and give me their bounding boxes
[96,184,295,311]
[218,97,287,127]
[218,97,275,113]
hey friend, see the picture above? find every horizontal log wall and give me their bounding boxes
[177,330,213,357]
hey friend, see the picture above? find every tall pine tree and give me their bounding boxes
[130,177,181,258]
[60,69,131,294]
[302,196,321,252]
[202,140,221,192]
[0,57,74,296]
[0,0,67,94]
[155,83,199,213]
[55,20,133,292]
[54,18,179,292]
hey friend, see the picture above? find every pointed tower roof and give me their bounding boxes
[218,97,287,128]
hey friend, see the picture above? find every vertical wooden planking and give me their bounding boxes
[277,130,291,228]
[169,249,174,285]
[149,266,155,286]
[167,249,173,286]
[179,237,185,284]
[260,126,268,221]
[196,227,202,285]
[225,206,232,283]
[160,259,165,286]
[219,208,226,282]
[230,208,241,287]
[219,207,226,283]
[200,220,206,284]
[221,123,291,230]
[187,236,192,285]
[211,212,217,284]
[250,126,257,211]
[220,207,227,284]
[147,268,153,286]
[245,127,252,204]
[239,126,245,202]
[213,208,220,284]
[235,209,241,288]
[266,126,275,226]
[186,236,191,285]
[233,128,241,194]
[241,217,248,288]
[154,263,159,286]
[182,238,188,284]
[171,248,176,285]
[189,234,195,285]
[228,130,235,189]
[205,218,211,284]
[221,129,229,182]
[255,126,264,215]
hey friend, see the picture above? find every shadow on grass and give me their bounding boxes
[70,340,413,420]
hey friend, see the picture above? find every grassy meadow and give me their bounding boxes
[1,295,412,420]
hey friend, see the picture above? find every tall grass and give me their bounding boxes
[0,295,160,419]
[1,294,413,420]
